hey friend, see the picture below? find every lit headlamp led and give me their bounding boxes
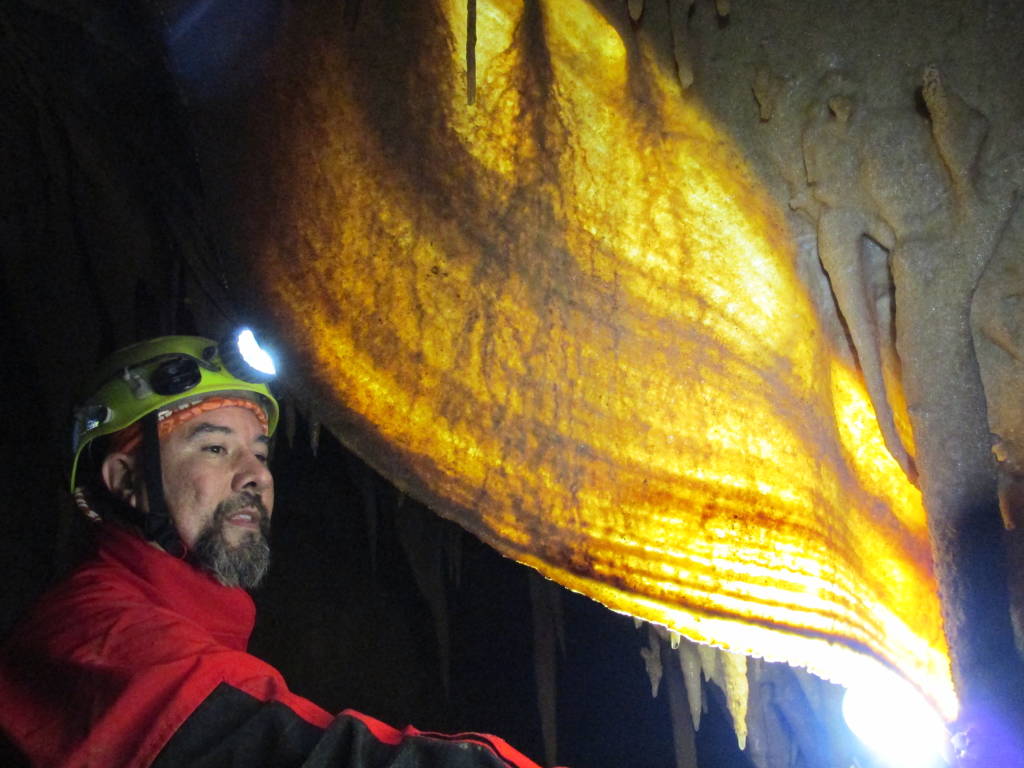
[220,327,277,383]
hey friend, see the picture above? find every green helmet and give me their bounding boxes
[70,333,280,491]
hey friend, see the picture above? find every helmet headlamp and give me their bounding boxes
[220,327,277,383]
[69,329,280,491]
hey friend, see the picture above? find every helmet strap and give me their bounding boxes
[140,412,187,558]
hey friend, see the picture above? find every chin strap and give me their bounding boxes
[140,412,187,558]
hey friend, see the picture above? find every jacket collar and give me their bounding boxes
[95,522,256,650]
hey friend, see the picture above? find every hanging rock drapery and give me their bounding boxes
[183,0,961,720]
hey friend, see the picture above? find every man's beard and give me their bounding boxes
[190,492,271,589]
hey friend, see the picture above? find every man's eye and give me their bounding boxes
[203,445,225,455]
[255,454,269,464]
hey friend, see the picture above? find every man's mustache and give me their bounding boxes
[215,492,271,536]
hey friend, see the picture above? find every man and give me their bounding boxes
[0,333,544,768]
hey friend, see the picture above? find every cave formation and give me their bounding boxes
[2,1,1024,767]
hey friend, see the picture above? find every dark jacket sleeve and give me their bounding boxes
[151,683,324,767]
[152,683,543,768]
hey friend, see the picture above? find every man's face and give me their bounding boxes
[159,405,275,587]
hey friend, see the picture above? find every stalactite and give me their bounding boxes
[921,66,989,197]
[466,0,476,105]
[282,398,297,449]
[528,573,564,767]
[670,632,770,758]
[639,623,664,697]
[308,418,321,458]
[893,66,1022,723]
[798,71,918,480]
[745,660,797,768]
[669,0,695,90]
[627,0,644,21]
[344,454,379,573]
[661,639,699,768]
[751,66,783,121]
[396,505,452,696]
[676,635,704,732]
[719,651,749,751]
[363,480,378,574]
[696,644,748,750]
[971,192,1024,651]
[444,525,463,586]
[714,0,730,17]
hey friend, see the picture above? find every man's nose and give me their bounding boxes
[233,450,273,493]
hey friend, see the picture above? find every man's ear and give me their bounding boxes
[101,452,140,508]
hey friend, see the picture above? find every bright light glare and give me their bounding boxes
[237,328,276,376]
[843,665,949,767]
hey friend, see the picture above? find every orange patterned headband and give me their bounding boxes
[107,396,269,456]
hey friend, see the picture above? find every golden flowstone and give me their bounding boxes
[242,0,956,721]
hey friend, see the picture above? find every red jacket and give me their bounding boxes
[0,524,542,768]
